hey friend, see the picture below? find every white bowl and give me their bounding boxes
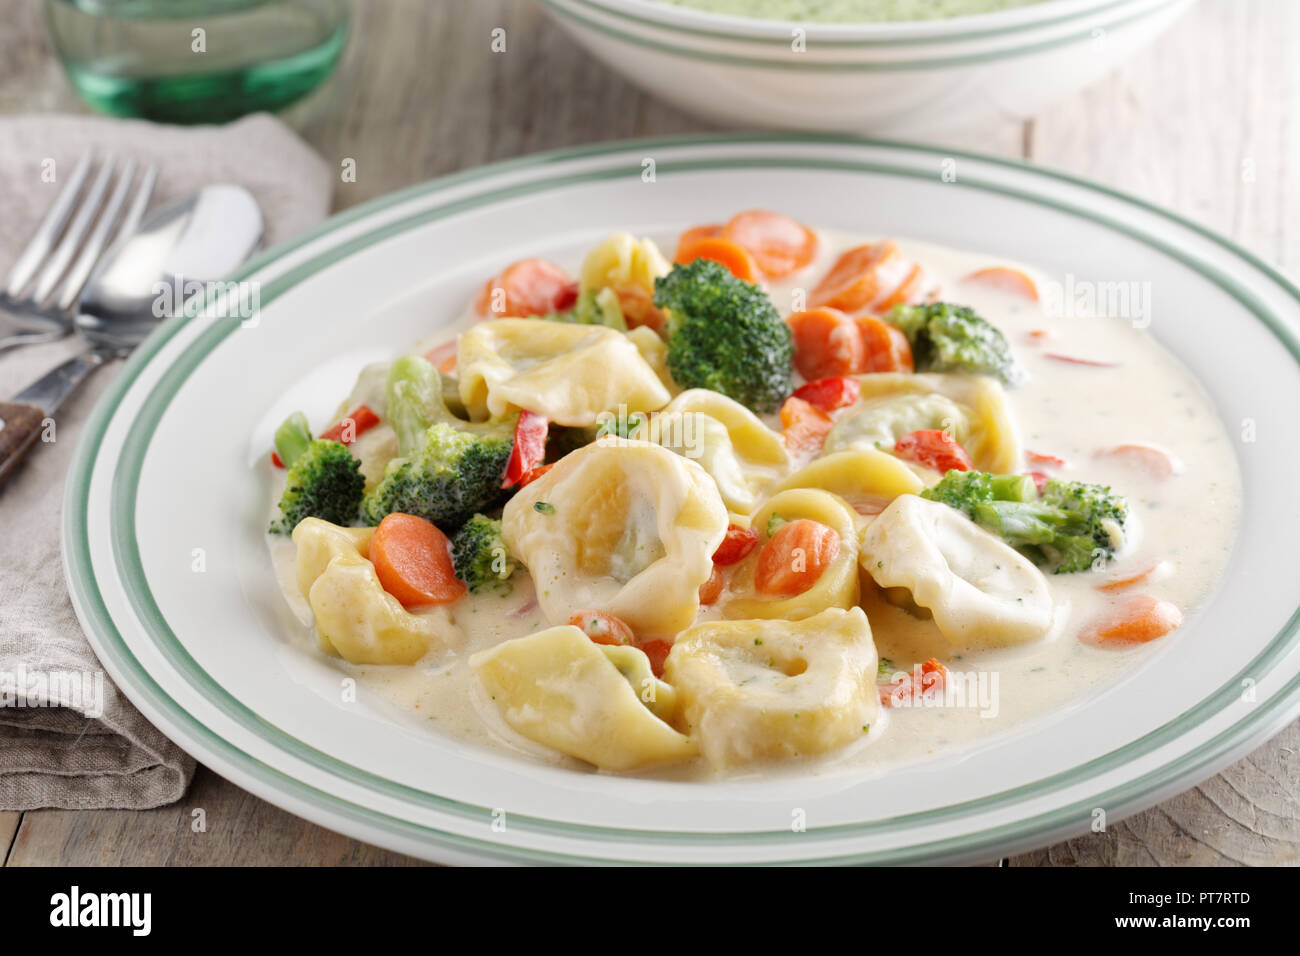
[539,0,1196,135]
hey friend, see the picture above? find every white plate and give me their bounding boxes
[64,136,1300,865]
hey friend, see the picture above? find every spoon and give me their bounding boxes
[0,185,263,482]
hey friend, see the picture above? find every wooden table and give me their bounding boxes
[2,0,1297,866]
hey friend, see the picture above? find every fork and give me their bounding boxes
[0,151,157,353]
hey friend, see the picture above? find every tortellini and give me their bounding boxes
[292,518,461,665]
[501,438,728,637]
[457,318,670,426]
[858,495,1053,650]
[653,389,788,520]
[824,392,970,458]
[774,448,924,515]
[722,488,860,621]
[470,625,696,771]
[845,372,1021,474]
[626,325,675,392]
[578,232,671,329]
[665,608,879,768]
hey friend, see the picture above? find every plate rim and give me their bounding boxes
[63,133,1300,864]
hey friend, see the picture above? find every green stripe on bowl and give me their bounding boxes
[561,0,1141,47]
[539,0,1182,70]
[65,135,1300,864]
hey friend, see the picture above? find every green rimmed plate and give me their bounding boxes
[64,136,1300,865]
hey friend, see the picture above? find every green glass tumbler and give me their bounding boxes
[45,0,350,124]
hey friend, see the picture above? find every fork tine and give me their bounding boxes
[3,150,95,297]
[114,163,157,246]
[31,153,117,305]
[53,159,144,312]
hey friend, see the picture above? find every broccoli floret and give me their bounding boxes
[654,259,793,413]
[889,302,1022,386]
[270,412,364,533]
[921,470,1127,574]
[361,356,515,529]
[451,514,517,594]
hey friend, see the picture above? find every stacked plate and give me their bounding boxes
[540,0,1196,134]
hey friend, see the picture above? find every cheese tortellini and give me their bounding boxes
[859,495,1054,650]
[843,372,1022,475]
[723,488,860,621]
[292,518,461,665]
[653,389,788,520]
[579,232,671,303]
[774,448,924,515]
[665,608,879,768]
[471,625,696,771]
[457,318,670,426]
[501,439,729,637]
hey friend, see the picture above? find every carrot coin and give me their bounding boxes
[855,314,913,373]
[370,513,466,607]
[568,610,635,646]
[810,241,906,312]
[473,258,575,317]
[965,266,1039,301]
[721,210,818,278]
[1078,594,1182,647]
[754,519,840,597]
[788,307,865,380]
[673,236,762,282]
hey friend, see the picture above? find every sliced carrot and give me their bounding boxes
[424,339,459,373]
[1026,329,1051,342]
[1078,594,1182,648]
[874,263,932,312]
[638,639,673,679]
[780,396,834,456]
[673,236,762,283]
[677,223,721,252]
[788,307,865,380]
[1098,443,1178,479]
[856,314,914,373]
[809,241,905,312]
[569,610,635,646]
[473,258,575,318]
[721,210,818,278]
[754,518,840,597]
[698,565,725,606]
[370,513,465,607]
[1096,561,1173,593]
[1044,352,1120,368]
[965,266,1039,301]
[880,658,947,707]
[1026,449,1065,467]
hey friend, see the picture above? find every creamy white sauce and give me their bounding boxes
[265,228,1241,780]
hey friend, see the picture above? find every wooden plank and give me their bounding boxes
[0,812,21,865]
[7,767,427,866]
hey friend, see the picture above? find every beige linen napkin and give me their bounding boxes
[0,113,331,809]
